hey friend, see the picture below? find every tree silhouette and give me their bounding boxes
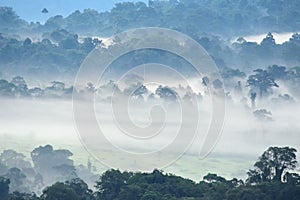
[155,85,178,101]
[247,69,279,98]
[0,176,9,199]
[247,146,297,184]
[261,32,276,47]
[41,8,49,14]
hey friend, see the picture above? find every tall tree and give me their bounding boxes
[247,147,297,184]
[41,182,80,200]
[95,169,132,200]
[247,69,279,98]
[31,145,76,185]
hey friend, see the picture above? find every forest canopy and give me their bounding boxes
[0,146,300,200]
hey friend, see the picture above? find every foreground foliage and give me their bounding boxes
[0,146,300,199]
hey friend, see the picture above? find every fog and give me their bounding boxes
[242,32,299,44]
[1,86,299,180]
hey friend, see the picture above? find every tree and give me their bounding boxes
[247,147,297,184]
[52,164,77,182]
[28,87,44,97]
[0,163,8,176]
[23,38,32,47]
[203,173,227,183]
[155,85,178,101]
[212,79,223,89]
[226,185,265,200]
[261,32,276,47]
[59,35,79,49]
[118,184,143,200]
[41,182,80,200]
[10,76,28,97]
[31,145,75,185]
[5,167,27,193]
[8,191,39,200]
[0,79,16,97]
[65,178,93,199]
[0,176,9,200]
[253,109,273,121]
[95,169,132,200]
[0,7,26,28]
[267,65,288,80]
[123,83,148,101]
[283,172,300,185]
[0,150,31,169]
[42,8,49,14]
[250,92,256,109]
[247,69,279,98]
[202,76,209,86]
[141,191,162,200]
[221,68,246,79]
[81,37,95,53]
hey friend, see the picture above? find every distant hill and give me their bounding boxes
[1,0,300,38]
[0,0,300,79]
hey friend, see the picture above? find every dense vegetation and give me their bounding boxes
[1,0,300,199]
[1,26,300,78]
[1,0,300,37]
[0,63,299,105]
[0,1,300,78]
[0,146,299,199]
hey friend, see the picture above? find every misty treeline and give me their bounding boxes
[0,146,299,199]
[0,63,298,120]
[0,26,300,79]
[0,1,300,78]
[1,0,300,37]
[0,145,98,197]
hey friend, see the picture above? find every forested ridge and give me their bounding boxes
[1,0,300,37]
[0,1,300,78]
[0,146,300,200]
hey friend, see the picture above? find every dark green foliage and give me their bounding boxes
[203,173,227,183]
[284,172,300,185]
[247,146,297,184]
[95,169,209,200]
[0,146,299,199]
[0,176,9,200]
[41,178,93,200]
[95,169,132,200]
[226,182,300,200]
[8,191,39,200]
[91,152,300,200]
[41,182,81,200]
[1,2,300,78]
[39,173,300,200]
[65,178,93,200]
[0,29,98,78]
